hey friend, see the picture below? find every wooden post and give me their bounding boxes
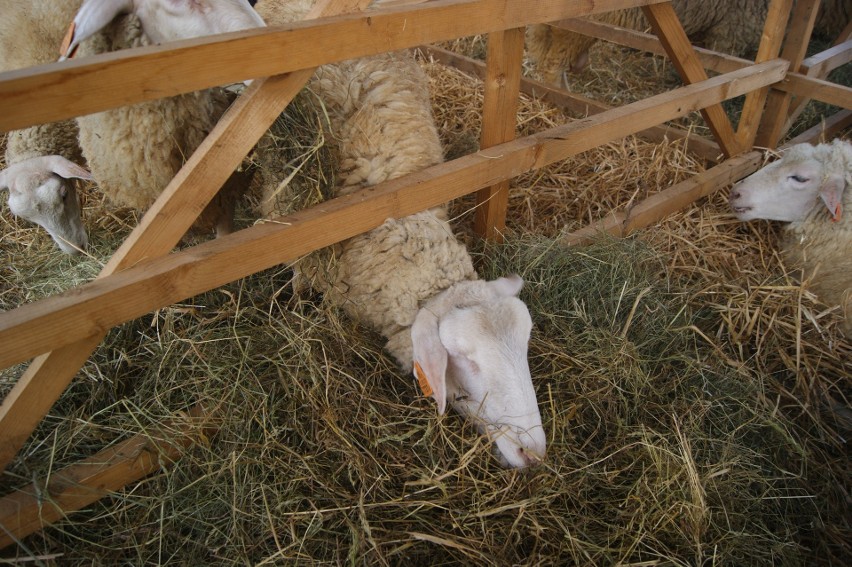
[735,0,795,149]
[752,0,819,149]
[473,27,525,241]
[642,2,743,157]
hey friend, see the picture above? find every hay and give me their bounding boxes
[1,39,850,566]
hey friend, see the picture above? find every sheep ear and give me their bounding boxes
[819,174,844,222]
[411,308,448,415]
[489,274,524,298]
[60,0,132,59]
[44,156,94,182]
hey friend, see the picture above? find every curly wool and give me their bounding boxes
[255,0,477,368]
[298,53,476,368]
[780,139,852,328]
[74,13,234,231]
[1,0,83,165]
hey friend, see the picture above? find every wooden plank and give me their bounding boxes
[421,45,724,163]
[641,2,742,157]
[0,59,790,369]
[0,0,668,133]
[0,404,214,549]
[736,0,794,149]
[552,18,750,75]
[782,39,852,133]
[784,109,852,145]
[0,0,375,475]
[473,27,525,241]
[778,73,852,109]
[751,0,815,148]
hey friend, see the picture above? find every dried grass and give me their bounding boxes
[1,34,850,566]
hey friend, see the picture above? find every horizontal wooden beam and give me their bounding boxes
[778,73,852,109]
[560,107,852,247]
[798,39,852,78]
[0,59,789,368]
[561,150,763,245]
[421,45,723,162]
[0,0,667,133]
[552,18,751,75]
[0,405,214,549]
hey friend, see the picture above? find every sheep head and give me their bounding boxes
[60,0,266,59]
[0,156,92,255]
[729,143,849,223]
[411,275,546,468]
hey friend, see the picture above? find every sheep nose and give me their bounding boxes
[519,447,543,467]
[729,189,741,201]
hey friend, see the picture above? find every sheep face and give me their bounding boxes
[0,156,92,255]
[729,144,846,223]
[412,276,546,468]
[62,0,265,59]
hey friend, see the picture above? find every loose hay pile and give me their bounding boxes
[1,44,850,566]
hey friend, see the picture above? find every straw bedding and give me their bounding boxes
[0,34,850,566]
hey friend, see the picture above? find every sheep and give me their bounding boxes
[526,0,849,87]
[729,139,852,335]
[0,156,93,254]
[253,0,546,468]
[0,0,91,254]
[62,0,267,239]
[1,0,265,255]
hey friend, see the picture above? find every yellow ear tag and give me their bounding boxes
[414,361,433,397]
[60,21,77,58]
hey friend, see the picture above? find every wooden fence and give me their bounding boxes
[0,0,850,547]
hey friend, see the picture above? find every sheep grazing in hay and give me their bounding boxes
[729,138,852,335]
[253,0,544,468]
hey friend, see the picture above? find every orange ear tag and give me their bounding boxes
[413,361,433,397]
[831,203,842,223]
[60,21,77,58]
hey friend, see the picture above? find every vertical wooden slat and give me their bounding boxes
[642,2,743,157]
[0,0,374,475]
[750,0,816,149]
[473,27,525,241]
[779,16,852,141]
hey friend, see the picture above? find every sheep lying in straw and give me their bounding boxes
[526,0,849,87]
[254,0,546,468]
[0,0,264,254]
[0,0,92,254]
[729,139,852,335]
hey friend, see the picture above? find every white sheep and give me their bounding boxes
[254,0,546,468]
[0,0,91,254]
[0,156,93,254]
[526,0,849,87]
[729,139,852,334]
[1,0,265,255]
[62,0,266,238]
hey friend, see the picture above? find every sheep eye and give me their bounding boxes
[789,174,809,183]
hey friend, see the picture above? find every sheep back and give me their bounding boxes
[74,14,232,231]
